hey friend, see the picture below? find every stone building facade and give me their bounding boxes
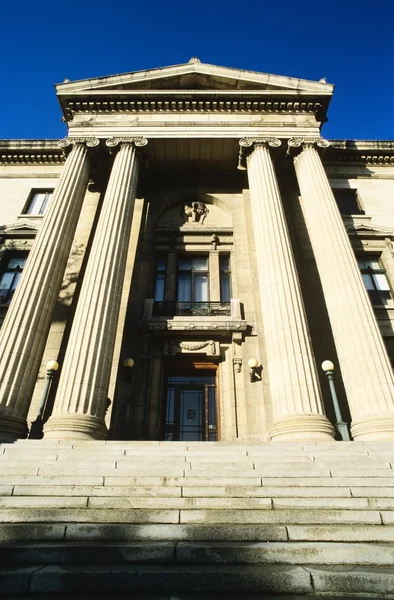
[1,59,394,443]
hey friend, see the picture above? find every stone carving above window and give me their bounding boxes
[183,202,209,224]
[165,339,219,356]
[155,198,232,229]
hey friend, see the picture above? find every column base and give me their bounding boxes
[269,414,335,442]
[351,415,394,441]
[43,414,108,440]
[0,414,28,441]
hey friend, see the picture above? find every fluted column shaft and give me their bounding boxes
[44,139,145,439]
[245,139,334,441]
[0,140,95,439]
[293,141,394,440]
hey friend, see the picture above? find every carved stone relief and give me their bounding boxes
[164,339,219,356]
[183,202,209,224]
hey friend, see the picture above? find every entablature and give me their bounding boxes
[0,141,65,165]
[325,141,394,165]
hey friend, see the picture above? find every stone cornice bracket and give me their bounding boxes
[237,137,281,170]
[105,137,148,156]
[286,137,330,157]
[58,137,100,157]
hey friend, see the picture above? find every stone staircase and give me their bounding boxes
[1,439,394,598]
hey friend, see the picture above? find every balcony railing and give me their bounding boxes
[152,301,231,317]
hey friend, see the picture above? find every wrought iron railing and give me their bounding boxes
[153,301,231,317]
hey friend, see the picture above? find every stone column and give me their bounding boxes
[241,138,334,441]
[0,138,97,440]
[44,137,147,439]
[291,138,394,440]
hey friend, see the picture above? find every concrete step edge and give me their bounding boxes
[2,563,394,596]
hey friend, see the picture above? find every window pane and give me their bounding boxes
[334,189,362,215]
[220,255,230,272]
[156,258,166,271]
[194,274,208,301]
[178,274,191,301]
[362,274,375,290]
[0,272,14,291]
[220,275,231,302]
[26,191,52,215]
[193,257,208,271]
[154,274,165,301]
[7,257,26,269]
[178,259,193,271]
[10,272,22,291]
[373,273,391,291]
[365,260,381,270]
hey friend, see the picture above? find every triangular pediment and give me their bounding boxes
[56,60,333,95]
[346,222,394,236]
[0,222,38,235]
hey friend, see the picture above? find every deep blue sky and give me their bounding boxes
[1,0,393,141]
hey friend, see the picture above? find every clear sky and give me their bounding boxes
[1,0,393,141]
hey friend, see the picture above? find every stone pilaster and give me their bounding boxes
[164,251,177,301]
[292,138,394,440]
[44,137,147,439]
[209,250,220,302]
[242,138,334,441]
[0,138,97,440]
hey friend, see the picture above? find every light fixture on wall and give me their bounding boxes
[321,360,351,441]
[123,358,135,383]
[248,358,259,382]
[29,360,59,439]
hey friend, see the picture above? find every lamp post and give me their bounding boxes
[321,360,351,441]
[29,360,59,439]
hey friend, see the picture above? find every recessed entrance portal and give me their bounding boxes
[163,369,217,441]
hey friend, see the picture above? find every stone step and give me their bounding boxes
[3,475,394,490]
[2,522,394,543]
[1,563,394,596]
[0,507,384,524]
[0,495,382,510]
[2,541,394,567]
[8,484,370,497]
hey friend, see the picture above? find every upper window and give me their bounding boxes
[333,188,364,215]
[177,256,209,302]
[23,189,53,215]
[154,257,166,302]
[220,255,231,303]
[0,253,28,304]
[358,257,392,306]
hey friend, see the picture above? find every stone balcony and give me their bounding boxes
[140,297,248,335]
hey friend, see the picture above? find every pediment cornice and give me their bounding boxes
[56,61,333,94]
[56,61,333,124]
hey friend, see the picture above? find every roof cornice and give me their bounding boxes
[326,140,394,164]
[0,140,64,164]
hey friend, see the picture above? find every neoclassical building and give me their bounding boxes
[1,58,394,443]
